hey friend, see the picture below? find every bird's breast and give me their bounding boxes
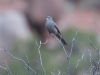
[45,21,57,34]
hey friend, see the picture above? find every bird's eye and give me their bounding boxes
[47,16,51,18]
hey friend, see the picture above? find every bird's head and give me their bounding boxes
[46,16,52,21]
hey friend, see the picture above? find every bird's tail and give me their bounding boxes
[56,34,67,46]
[61,38,67,46]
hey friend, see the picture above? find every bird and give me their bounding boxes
[45,16,67,46]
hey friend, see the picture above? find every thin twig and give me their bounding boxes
[25,54,33,75]
[35,60,40,75]
[88,38,100,60]
[5,60,12,75]
[58,69,61,75]
[69,26,77,58]
[70,54,84,75]
[86,38,100,75]
[87,49,100,75]
[66,59,70,75]
[87,49,94,73]
[67,26,77,75]
[51,72,55,75]
[88,38,99,51]
[0,65,10,75]
[88,49,96,65]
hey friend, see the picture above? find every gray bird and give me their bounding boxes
[45,16,67,46]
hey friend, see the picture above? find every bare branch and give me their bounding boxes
[67,26,78,75]
[0,48,38,75]
[35,40,47,75]
[54,36,68,59]
[87,56,95,74]
[87,49,100,75]
[0,60,12,75]
[87,49,96,73]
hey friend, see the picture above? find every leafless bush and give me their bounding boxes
[0,27,86,75]
[83,39,100,75]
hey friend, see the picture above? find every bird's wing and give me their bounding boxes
[53,21,61,35]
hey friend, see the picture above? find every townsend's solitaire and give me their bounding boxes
[45,16,67,46]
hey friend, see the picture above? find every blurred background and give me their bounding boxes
[0,0,100,75]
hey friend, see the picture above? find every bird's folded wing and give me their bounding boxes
[54,25,61,35]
